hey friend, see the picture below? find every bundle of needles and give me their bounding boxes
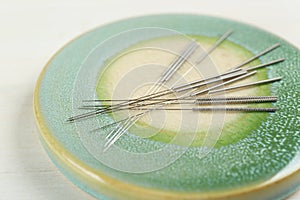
[67,30,283,150]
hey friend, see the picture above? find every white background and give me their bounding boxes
[1,0,300,199]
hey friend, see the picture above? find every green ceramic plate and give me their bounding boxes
[34,14,300,200]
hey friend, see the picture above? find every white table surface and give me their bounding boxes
[1,0,300,199]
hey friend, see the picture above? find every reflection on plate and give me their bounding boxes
[34,14,300,200]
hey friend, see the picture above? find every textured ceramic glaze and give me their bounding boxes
[34,14,300,200]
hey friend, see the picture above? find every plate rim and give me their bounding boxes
[34,13,300,199]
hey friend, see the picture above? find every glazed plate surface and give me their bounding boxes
[34,14,300,200]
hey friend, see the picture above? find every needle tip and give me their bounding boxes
[66,118,74,123]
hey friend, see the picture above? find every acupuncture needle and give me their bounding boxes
[82,95,277,106]
[112,107,278,112]
[196,95,278,101]
[194,30,233,65]
[82,99,278,111]
[229,43,281,70]
[80,96,278,110]
[209,77,282,94]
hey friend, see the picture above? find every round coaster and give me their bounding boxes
[34,14,300,200]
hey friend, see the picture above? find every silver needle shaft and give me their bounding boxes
[231,43,280,70]
[209,77,282,94]
[103,107,277,112]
